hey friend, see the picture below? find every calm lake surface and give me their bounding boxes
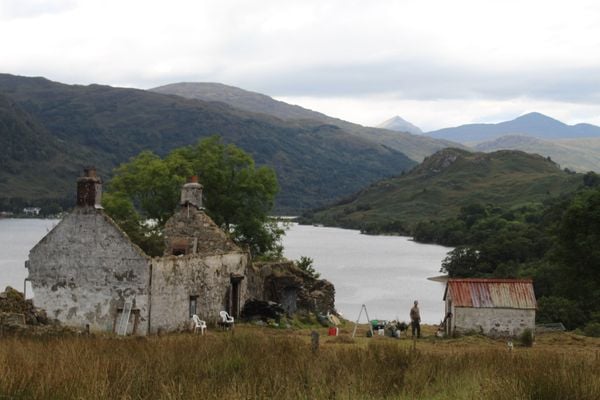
[0,218,60,295]
[0,219,452,324]
[282,224,451,324]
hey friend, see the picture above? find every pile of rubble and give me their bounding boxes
[0,286,77,336]
[247,261,336,316]
[241,300,285,322]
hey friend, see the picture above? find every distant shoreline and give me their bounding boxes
[427,275,449,283]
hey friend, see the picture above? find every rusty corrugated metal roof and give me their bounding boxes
[444,279,536,309]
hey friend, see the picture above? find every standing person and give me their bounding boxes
[410,300,421,338]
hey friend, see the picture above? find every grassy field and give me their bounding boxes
[1,324,599,399]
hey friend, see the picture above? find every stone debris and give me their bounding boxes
[247,261,336,316]
[0,286,48,325]
[241,300,285,322]
[0,286,79,336]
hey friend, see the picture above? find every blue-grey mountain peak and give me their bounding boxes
[426,112,600,144]
[376,116,423,135]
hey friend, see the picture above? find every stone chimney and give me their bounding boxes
[180,176,203,209]
[76,167,102,208]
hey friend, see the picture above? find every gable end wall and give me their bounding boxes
[27,209,151,334]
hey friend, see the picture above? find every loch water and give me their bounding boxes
[0,218,59,293]
[282,223,451,324]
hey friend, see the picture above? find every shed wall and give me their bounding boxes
[452,306,535,337]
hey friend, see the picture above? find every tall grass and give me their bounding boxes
[0,330,598,399]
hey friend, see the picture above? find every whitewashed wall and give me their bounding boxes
[451,306,535,337]
[27,209,151,334]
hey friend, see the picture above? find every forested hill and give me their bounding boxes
[150,82,461,161]
[0,91,112,208]
[305,148,583,232]
[0,74,416,213]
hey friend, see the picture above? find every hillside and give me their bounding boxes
[0,74,417,213]
[0,92,111,209]
[150,82,459,161]
[376,115,423,135]
[427,112,600,144]
[475,135,600,172]
[306,148,583,231]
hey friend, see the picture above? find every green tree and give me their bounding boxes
[459,203,488,228]
[106,151,190,226]
[582,171,600,187]
[551,188,600,318]
[295,256,321,279]
[536,296,586,330]
[440,246,492,277]
[104,136,281,257]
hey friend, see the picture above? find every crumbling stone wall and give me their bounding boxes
[247,262,336,316]
[451,307,535,337]
[163,207,240,255]
[27,208,151,334]
[150,251,248,332]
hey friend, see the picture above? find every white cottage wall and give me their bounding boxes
[27,209,151,334]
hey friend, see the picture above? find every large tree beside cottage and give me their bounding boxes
[103,136,281,257]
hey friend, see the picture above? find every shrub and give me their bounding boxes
[536,296,586,330]
[583,322,600,337]
[294,256,321,279]
[519,328,534,347]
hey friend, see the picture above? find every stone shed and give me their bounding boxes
[26,169,248,335]
[443,278,536,337]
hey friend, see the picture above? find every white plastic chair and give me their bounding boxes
[219,311,234,329]
[191,314,207,335]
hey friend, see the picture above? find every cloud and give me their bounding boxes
[277,95,600,132]
[0,0,76,20]
[242,61,600,104]
[0,0,600,129]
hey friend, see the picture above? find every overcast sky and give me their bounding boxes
[1,0,600,131]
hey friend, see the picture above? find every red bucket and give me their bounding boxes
[328,327,339,336]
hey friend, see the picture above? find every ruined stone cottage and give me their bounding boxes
[26,169,335,335]
[26,169,248,335]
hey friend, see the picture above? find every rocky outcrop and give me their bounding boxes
[246,261,336,317]
[415,148,468,175]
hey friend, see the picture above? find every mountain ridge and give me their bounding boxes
[475,134,600,172]
[150,82,461,161]
[0,73,417,213]
[426,112,600,143]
